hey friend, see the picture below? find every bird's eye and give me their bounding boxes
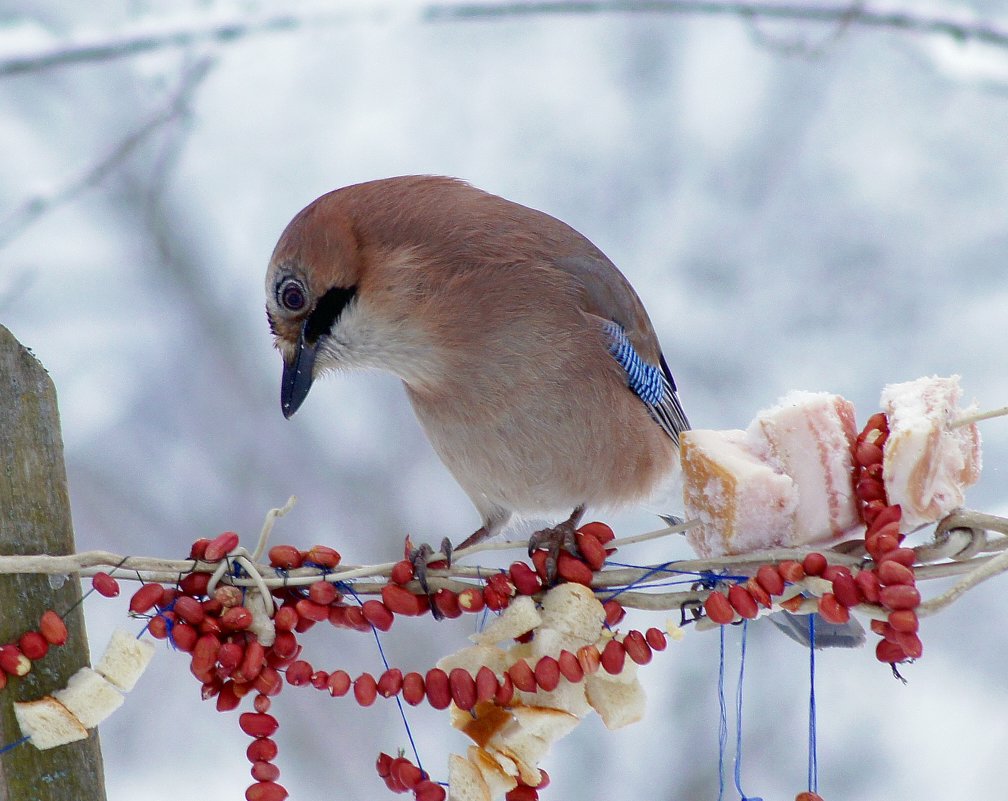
[278,279,307,312]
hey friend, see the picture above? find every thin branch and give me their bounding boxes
[0,14,308,77]
[0,56,214,248]
[953,404,1008,428]
[1,508,1006,623]
[918,548,1008,615]
[1,2,1007,79]
[252,496,298,562]
[426,0,1008,50]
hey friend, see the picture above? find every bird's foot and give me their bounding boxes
[455,525,491,552]
[527,505,587,584]
[408,537,453,619]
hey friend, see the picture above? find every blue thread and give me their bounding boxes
[0,735,29,755]
[733,620,746,796]
[138,619,154,640]
[598,561,678,602]
[603,322,664,406]
[717,625,728,801]
[808,615,819,794]
[721,622,764,801]
[475,567,493,636]
[733,622,764,800]
[602,561,749,589]
[343,585,424,772]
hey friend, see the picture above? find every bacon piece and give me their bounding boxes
[880,375,981,530]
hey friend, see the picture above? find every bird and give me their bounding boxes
[265,175,689,570]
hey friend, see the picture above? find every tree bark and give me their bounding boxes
[0,325,107,800]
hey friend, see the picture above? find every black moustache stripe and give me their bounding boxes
[304,285,357,344]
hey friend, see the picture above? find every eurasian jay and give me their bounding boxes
[265,175,689,561]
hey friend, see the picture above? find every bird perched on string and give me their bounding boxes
[264,175,689,576]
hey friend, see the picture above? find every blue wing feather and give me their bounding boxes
[602,322,690,445]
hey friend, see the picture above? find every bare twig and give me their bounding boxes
[1,508,1006,628]
[424,0,1008,52]
[252,496,298,562]
[2,2,1007,79]
[918,548,1008,615]
[0,14,309,77]
[953,405,1008,428]
[0,56,214,248]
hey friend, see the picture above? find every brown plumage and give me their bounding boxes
[265,175,688,540]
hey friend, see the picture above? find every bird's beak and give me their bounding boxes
[281,326,317,419]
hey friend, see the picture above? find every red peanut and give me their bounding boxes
[756,564,785,596]
[817,593,850,624]
[205,531,240,561]
[704,591,735,624]
[239,712,279,738]
[450,667,478,710]
[600,638,626,675]
[401,672,425,705]
[727,585,758,619]
[353,672,378,706]
[424,668,452,709]
[39,610,68,646]
[880,585,921,611]
[534,657,561,691]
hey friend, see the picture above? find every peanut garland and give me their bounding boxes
[697,408,924,668]
[0,395,997,801]
[0,609,69,687]
[0,511,870,801]
[0,524,668,801]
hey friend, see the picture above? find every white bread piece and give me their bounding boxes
[511,677,592,719]
[438,644,509,679]
[584,674,647,730]
[528,627,592,659]
[507,638,592,717]
[94,629,155,691]
[509,705,579,743]
[749,391,859,544]
[486,748,520,779]
[471,596,542,646]
[13,696,88,750]
[882,375,982,530]
[451,701,518,751]
[482,706,579,788]
[681,428,798,557]
[448,752,490,801]
[587,635,638,685]
[506,640,534,664]
[486,726,548,786]
[467,746,519,798]
[538,583,605,642]
[53,667,124,729]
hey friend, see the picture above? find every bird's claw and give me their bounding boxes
[527,506,586,585]
[409,537,453,619]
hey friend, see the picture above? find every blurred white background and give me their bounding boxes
[2,2,1008,799]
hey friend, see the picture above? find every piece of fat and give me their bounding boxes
[881,375,982,530]
[680,428,798,557]
[749,390,859,543]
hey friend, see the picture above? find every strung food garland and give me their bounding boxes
[700,411,922,663]
[1,375,1004,801]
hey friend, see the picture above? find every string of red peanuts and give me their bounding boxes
[0,407,933,801]
[700,409,921,666]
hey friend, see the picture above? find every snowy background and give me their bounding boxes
[2,1,1008,799]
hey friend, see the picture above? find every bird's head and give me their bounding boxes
[265,194,365,419]
[266,181,457,418]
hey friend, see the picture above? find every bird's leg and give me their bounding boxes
[409,536,453,619]
[455,525,491,551]
[527,505,587,583]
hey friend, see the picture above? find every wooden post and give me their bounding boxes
[0,325,108,800]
